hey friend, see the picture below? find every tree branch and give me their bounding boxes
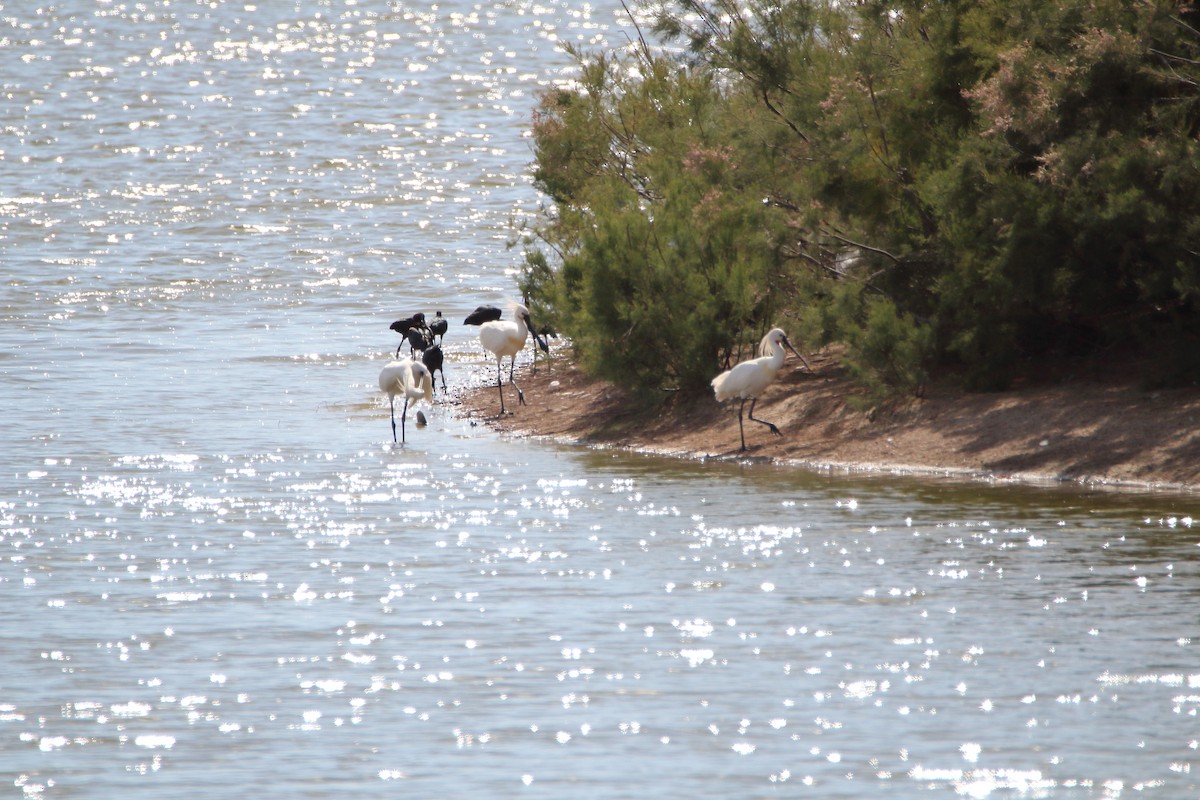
[818,227,901,264]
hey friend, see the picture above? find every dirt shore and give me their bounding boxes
[455,347,1200,493]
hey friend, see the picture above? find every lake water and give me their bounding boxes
[2,2,1199,798]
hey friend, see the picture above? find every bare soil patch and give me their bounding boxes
[454,347,1200,492]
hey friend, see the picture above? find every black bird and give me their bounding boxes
[422,344,447,393]
[389,312,427,337]
[411,327,433,351]
[429,311,449,343]
[396,326,433,358]
[463,305,502,326]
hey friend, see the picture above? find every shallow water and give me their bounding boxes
[3,2,1200,798]
[6,449,1200,798]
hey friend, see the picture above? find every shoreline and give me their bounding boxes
[453,350,1200,495]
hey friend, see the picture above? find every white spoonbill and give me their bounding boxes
[379,357,433,443]
[478,303,548,415]
[711,328,811,451]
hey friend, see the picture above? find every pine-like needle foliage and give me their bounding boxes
[520,0,1200,399]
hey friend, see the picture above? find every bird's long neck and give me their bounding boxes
[765,339,786,370]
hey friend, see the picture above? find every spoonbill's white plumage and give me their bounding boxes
[478,303,547,414]
[711,327,811,451]
[379,357,433,443]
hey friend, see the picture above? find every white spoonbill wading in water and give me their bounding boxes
[477,303,548,415]
[711,328,812,451]
[378,357,433,443]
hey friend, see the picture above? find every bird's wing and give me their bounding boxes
[479,320,521,354]
[712,359,772,401]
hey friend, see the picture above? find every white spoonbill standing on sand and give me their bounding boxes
[379,357,433,443]
[711,327,811,451]
[477,303,548,415]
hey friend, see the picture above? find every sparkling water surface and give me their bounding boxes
[3,2,1199,798]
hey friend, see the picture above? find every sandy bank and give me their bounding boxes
[454,349,1200,494]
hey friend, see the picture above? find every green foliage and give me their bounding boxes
[803,281,934,402]
[522,52,799,396]
[843,295,934,404]
[521,0,1200,401]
